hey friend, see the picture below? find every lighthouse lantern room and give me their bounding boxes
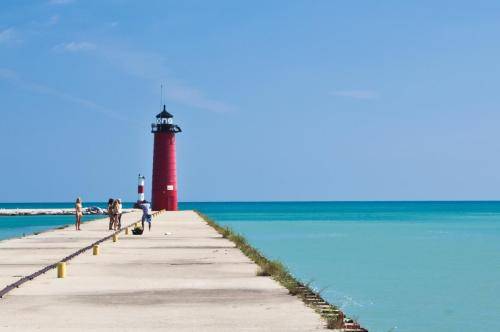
[151,105,182,211]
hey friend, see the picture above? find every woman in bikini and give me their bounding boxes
[75,197,83,231]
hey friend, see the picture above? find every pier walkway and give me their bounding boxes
[0,211,326,331]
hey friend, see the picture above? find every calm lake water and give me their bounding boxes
[1,201,500,331]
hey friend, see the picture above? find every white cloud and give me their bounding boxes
[53,41,96,52]
[48,15,60,25]
[48,0,75,5]
[0,28,15,44]
[166,83,233,113]
[0,68,126,121]
[101,48,166,80]
[100,47,234,113]
[330,90,379,100]
[0,68,17,80]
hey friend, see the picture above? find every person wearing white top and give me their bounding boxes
[139,200,152,231]
[116,199,123,230]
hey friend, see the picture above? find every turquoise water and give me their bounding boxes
[0,202,133,240]
[0,214,98,240]
[2,201,500,331]
[187,201,500,332]
[0,202,135,209]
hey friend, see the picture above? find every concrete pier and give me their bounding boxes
[0,211,327,331]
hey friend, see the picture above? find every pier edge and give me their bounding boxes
[196,211,368,331]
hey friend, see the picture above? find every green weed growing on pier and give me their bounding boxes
[326,316,344,329]
[197,212,300,293]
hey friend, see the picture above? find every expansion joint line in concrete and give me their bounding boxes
[0,210,165,299]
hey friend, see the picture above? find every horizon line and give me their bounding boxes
[2,200,500,204]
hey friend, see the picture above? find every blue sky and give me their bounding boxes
[2,0,500,202]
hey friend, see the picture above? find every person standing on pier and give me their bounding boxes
[139,200,152,231]
[111,200,120,230]
[107,198,114,230]
[75,197,83,231]
[116,199,123,229]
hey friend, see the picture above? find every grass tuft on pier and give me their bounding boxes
[198,213,299,292]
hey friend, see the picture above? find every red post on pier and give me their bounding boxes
[151,105,182,211]
[137,174,145,203]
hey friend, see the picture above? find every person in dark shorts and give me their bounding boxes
[107,198,114,230]
[111,199,120,231]
[139,200,152,231]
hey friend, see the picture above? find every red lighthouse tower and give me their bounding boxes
[151,105,182,211]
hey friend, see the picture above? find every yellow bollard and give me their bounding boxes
[125,227,129,235]
[93,244,99,256]
[57,262,66,278]
[113,234,118,242]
